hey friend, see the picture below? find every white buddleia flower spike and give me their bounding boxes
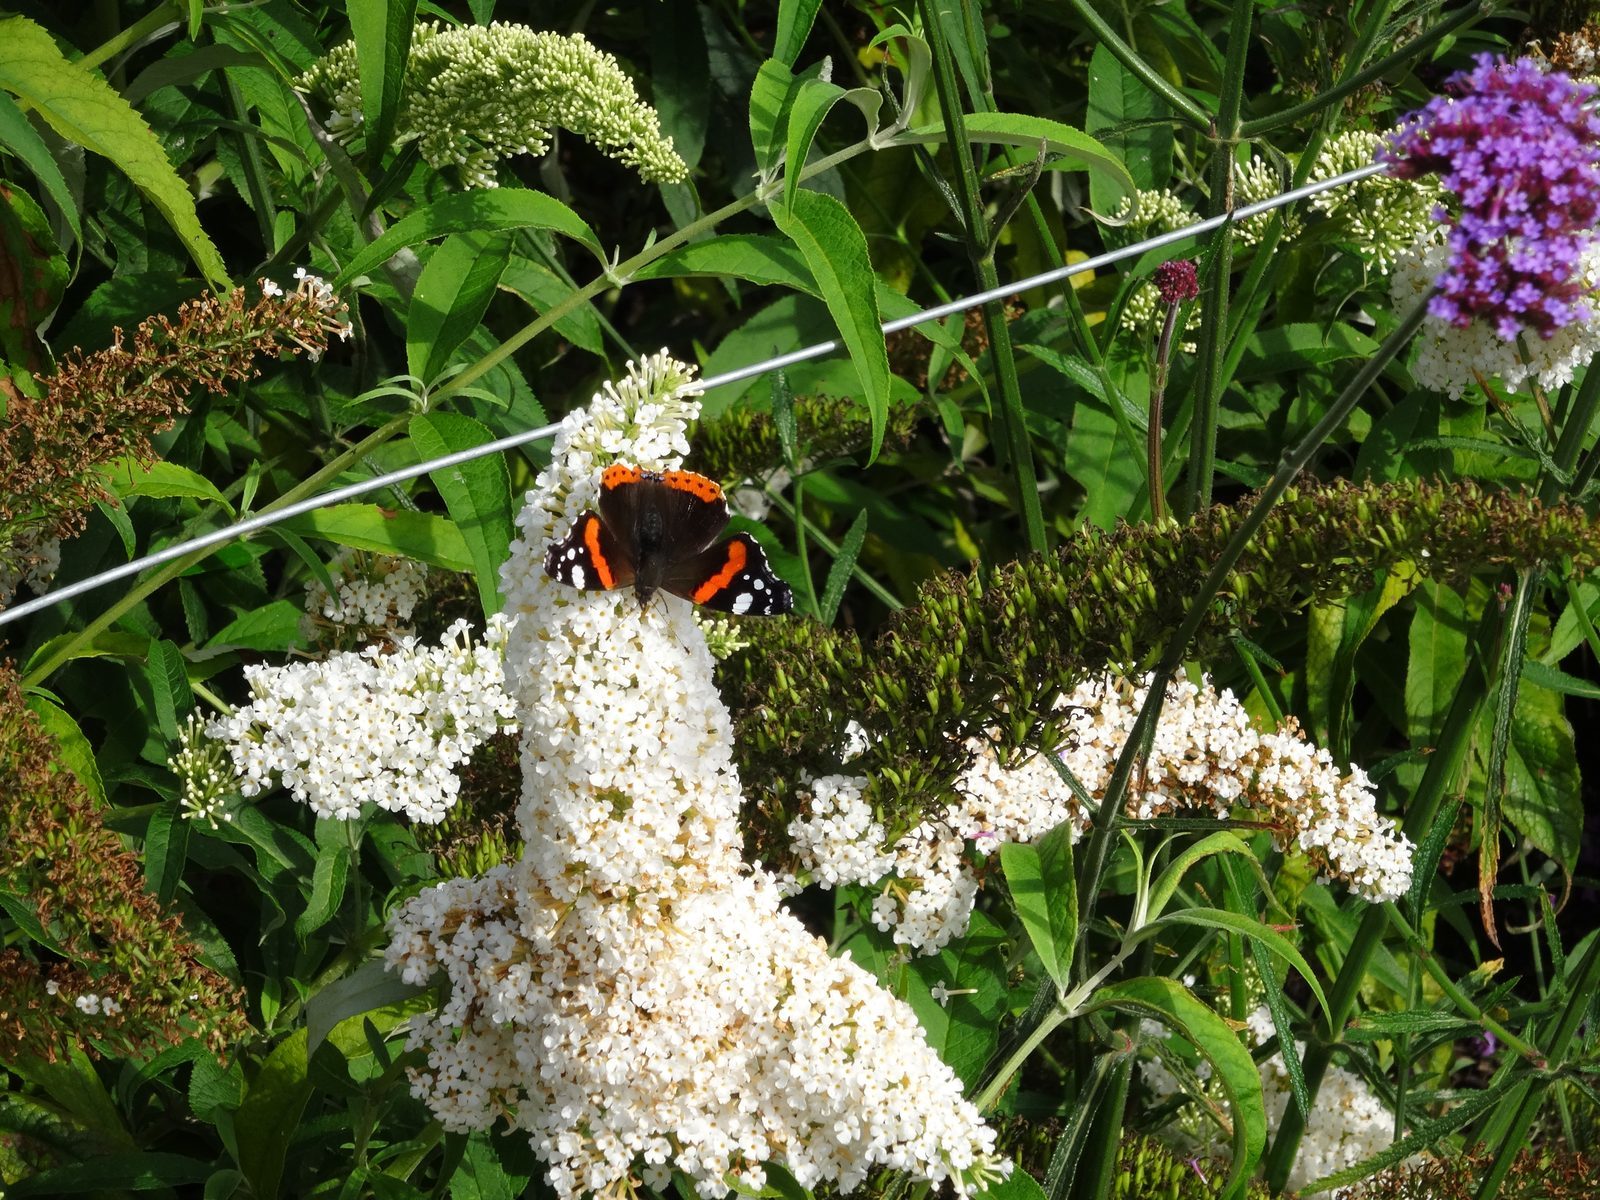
[385,351,1007,1200]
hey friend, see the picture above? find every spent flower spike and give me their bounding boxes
[385,352,1006,1200]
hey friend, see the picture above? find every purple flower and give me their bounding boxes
[1382,55,1600,340]
[1154,259,1200,304]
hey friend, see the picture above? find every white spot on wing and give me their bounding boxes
[732,591,754,615]
[572,566,586,588]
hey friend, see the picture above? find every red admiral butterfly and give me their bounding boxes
[543,464,793,615]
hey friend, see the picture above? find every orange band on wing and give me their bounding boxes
[584,516,615,589]
[601,463,644,488]
[692,539,747,603]
[661,470,724,503]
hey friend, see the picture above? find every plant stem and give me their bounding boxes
[74,1,178,74]
[1183,0,1252,517]
[919,0,1047,555]
[1060,0,1211,131]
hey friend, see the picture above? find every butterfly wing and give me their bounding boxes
[543,511,635,592]
[659,532,793,615]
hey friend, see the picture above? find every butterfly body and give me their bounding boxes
[544,464,792,615]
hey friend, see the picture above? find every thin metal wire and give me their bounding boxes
[0,164,1384,629]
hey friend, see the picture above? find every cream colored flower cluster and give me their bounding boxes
[385,353,1007,1200]
[788,673,1414,954]
[1309,131,1443,273]
[300,21,687,189]
[303,551,428,634]
[1141,1006,1393,1193]
[202,616,516,823]
[1393,236,1600,399]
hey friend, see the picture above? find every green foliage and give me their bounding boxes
[0,3,1597,1200]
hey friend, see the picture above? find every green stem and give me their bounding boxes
[1060,0,1210,131]
[74,2,179,74]
[1472,935,1600,1200]
[920,0,1047,554]
[1183,0,1252,517]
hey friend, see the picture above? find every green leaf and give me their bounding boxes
[336,190,602,287]
[1479,681,1582,874]
[1089,977,1266,1193]
[407,231,512,384]
[1145,831,1264,920]
[1143,907,1329,1018]
[279,504,473,572]
[23,695,105,804]
[1521,657,1600,701]
[1085,43,1171,211]
[902,112,1133,195]
[188,1051,247,1119]
[0,16,226,284]
[634,233,816,294]
[409,412,513,613]
[349,0,418,158]
[0,90,80,241]
[236,1030,312,1200]
[102,458,233,510]
[23,630,149,677]
[0,887,68,955]
[999,822,1077,989]
[4,1153,212,1195]
[144,639,192,742]
[307,958,428,1058]
[143,799,191,907]
[769,189,891,458]
[749,59,798,179]
[206,600,308,653]
[783,76,844,209]
[295,832,352,943]
[818,510,867,625]
[498,256,604,353]
[774,0,822,66]
[1405,581,1468,744]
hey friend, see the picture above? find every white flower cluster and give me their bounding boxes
[1141,1006,1393,1193]
[299,22,687,189]
[171,712,239,828]
[788,673,1414,954]
[1233,155,1300,246]
[1309,131,1442,273]
[0,529,60,609]
[1110,187,1195,234]
[204,617,516,823]
[1393,237,1600,399]
[303,551,428,634]
[386,352,1007,1200]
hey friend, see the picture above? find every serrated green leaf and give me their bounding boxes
[206,600,307,653]
[769,189,890,458]
[782,76,844,208]
[23,695,105,804]
[1480,681,1582,873]
[295,835,352,943]
[409,411,513,613]
[143,799,191,907]
[236,1029,312,1200]
[498,256,604,353]
[102,458,233,510]
[749,59,797,179]
[1143,907,1328,1018]
[144,639,192,741]
[773,0,822,66]
[1089,977,1266,1193]
[189,1052,247,1119]
[349,0,417,158]
[336,190,602,287]
[407,231,511,384]
[0,16,226,284]
[818,510,867,626]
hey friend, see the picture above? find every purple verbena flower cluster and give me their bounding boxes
[1382,55,1600,340]
[1154,259,1200,305]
